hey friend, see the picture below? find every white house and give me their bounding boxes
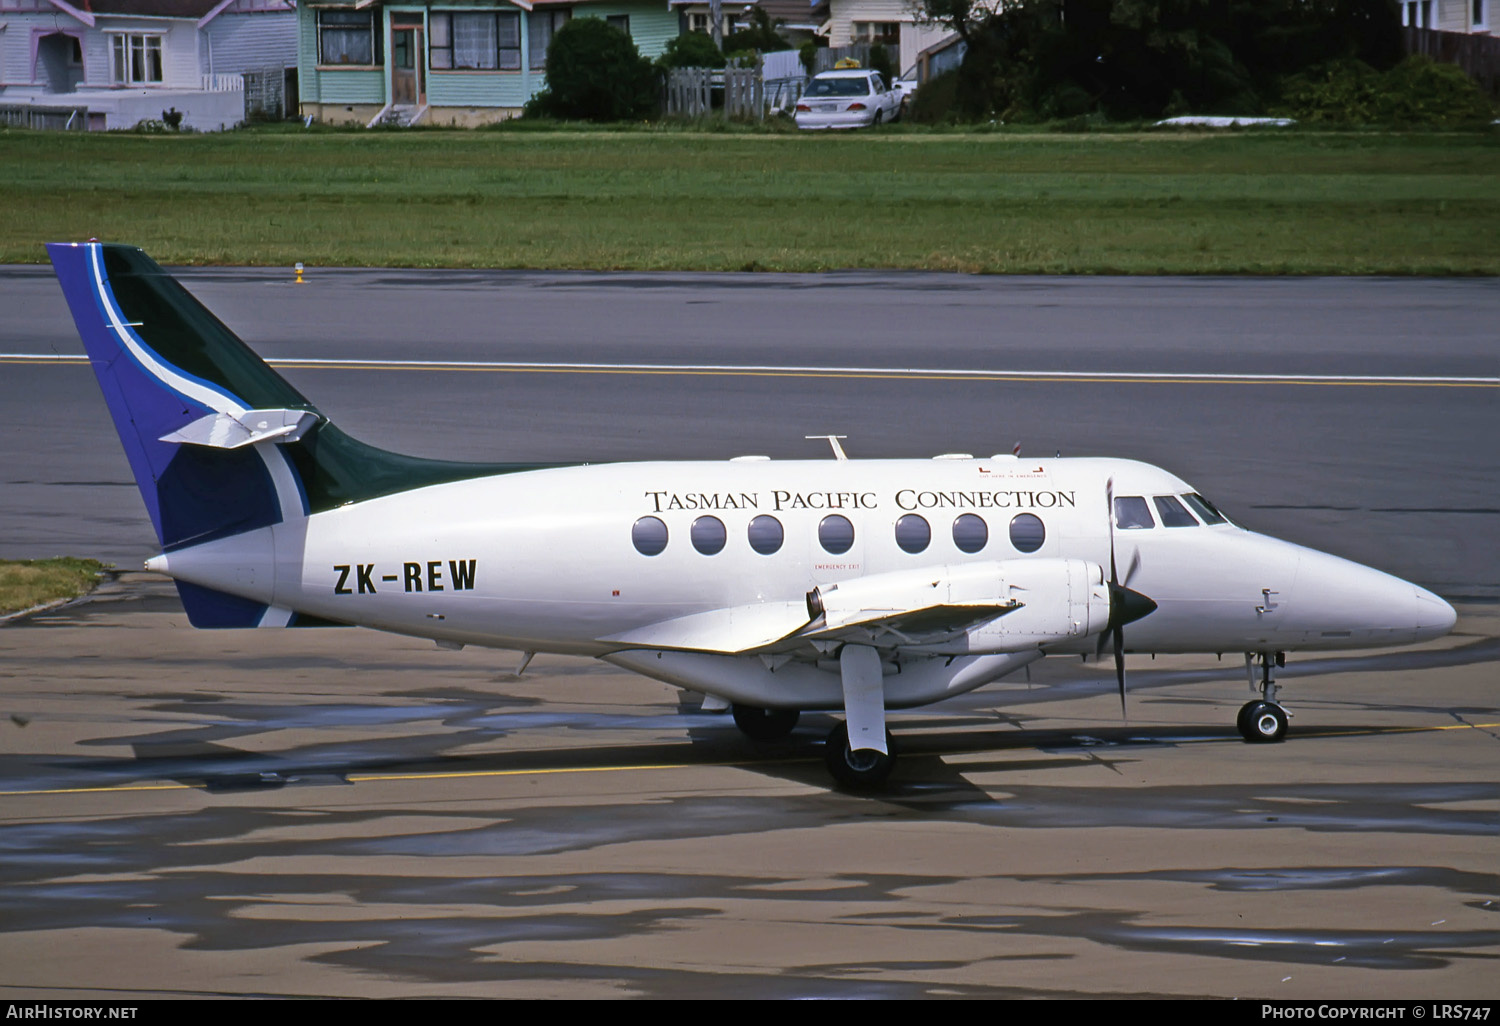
[1401,0,1490,32]
[0,0,296,131]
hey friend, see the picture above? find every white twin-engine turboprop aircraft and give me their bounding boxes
[49,242,1458,787]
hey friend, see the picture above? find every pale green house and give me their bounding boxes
[298,1,680,125]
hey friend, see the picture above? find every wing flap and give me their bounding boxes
[601,600,812,655]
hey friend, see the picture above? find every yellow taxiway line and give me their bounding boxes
[2,720,1496,798]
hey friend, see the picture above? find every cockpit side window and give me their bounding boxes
[1114,496,1154,529]
[1182,492,1228,525]
[1153,495,1198,527]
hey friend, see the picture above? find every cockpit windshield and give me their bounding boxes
[1114,496,1154,529]
[1116,493,1233,529]
[1182,492,1229,525]
[1153,495,1197,527]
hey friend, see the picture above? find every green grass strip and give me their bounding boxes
[5,127,1498,273]
[0,558,109,617]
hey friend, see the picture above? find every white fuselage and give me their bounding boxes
[154,454,1454,653]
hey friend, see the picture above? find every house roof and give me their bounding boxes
[58,0,227,15]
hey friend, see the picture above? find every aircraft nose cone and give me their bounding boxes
[1290,546,1458,645]
[1410,584,1457,638]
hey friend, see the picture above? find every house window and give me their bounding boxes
[852,21,900,46]
[688,13,709,34]
[607,14,630,37]
[1401,0,1433,26]
[110,34,162,85]
[1475,0,1489,29]
[529,9,570,69]
[430,12,522,70]
[318,9,382,66]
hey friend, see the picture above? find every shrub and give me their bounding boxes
[525,18,657,121]
[1277,55,1496,126]
[907,69,960,124]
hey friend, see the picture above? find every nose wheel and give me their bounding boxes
[1238,651,1289,743]
[1237,700,1288,743]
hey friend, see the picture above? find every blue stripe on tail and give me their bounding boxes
[48,242,300,552]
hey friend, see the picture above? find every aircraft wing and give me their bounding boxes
[600,560,1107,658]
[600,601,813,655]
[600,595,1021,656]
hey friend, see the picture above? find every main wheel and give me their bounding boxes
[824,721,897,789]
[732,704,799,741]
[1237,700,1288,744]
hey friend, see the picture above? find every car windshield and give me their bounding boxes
[808,77,870,97]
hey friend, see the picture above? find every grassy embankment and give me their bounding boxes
[0,559,108,618]
[3,127,1498,274]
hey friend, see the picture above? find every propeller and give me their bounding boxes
[1099,477,1158,719]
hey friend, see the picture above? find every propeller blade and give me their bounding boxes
[1105,476,1117,585]
[1114,620,1128,721]
[1122,547,1141,589]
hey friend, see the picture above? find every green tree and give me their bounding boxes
[915,0,1406,121]
[527,17,658,121]
[723,8,790,55]
[657,30,726,70]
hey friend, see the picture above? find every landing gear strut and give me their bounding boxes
[731,704,800,741]
[1237,651,1288,744]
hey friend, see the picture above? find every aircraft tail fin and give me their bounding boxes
[48,241,543,625]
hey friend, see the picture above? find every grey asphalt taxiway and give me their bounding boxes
[0,266,1497,998]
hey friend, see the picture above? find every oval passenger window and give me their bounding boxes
[632,516,668,556]
[691,515,727,555]
[1009,513,1045,553]
[819,514,855,555]
[747,515,784,555]
[894,514,930,554]
[952,513,988,554]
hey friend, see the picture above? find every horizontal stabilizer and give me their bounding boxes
[601,600,811,655]
[160,408,320,449]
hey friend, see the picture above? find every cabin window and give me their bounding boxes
[1182,492,1228,525]
[429,12,522,70]
[952,513,988,554]
[748,515,783,555]
[529,9,571,69]
[1153,495,1198,527]
[1114,496,1154,530]
[819,515,855,555]
[691,515,726,555]
[894,514,930,554]
[318,10,381,66]
[632,516,668,556]
[1009,513,1045,553]
[110,33,163,84]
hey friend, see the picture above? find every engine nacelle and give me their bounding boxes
[806,558,1110,655]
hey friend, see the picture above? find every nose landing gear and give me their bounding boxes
[1238,651,1289,743]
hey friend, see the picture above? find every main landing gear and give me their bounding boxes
[1238,651,1289,743]
[824,721,897,789]
[731,703,800,741]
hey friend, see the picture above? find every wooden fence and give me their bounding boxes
[664,64,768,120]
[1404,25,1500,97]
